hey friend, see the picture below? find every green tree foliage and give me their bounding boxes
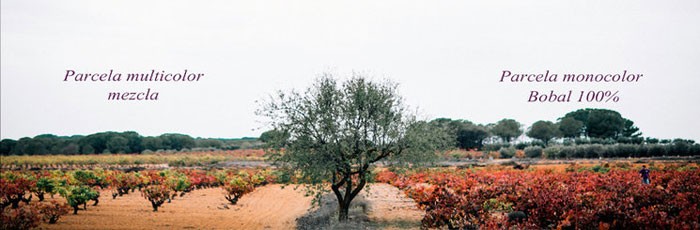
[557,117,584,139]
[428,118,489,150]
[33,177,56,201]
[58,185,99,214]
[490,119,523,143]
[0,139,17,155]
[457,123,490,150]
[524,146,543,158]
[159,134,196,151]
[1,131,204,155]
[195,138,223,148]
[427,118,459,147]
[106,136,130,154]
[259,75,439,222]
[527,121,560,146]
[622,118,642,138]
[141,136,164,151]
[561,108,625,139]
[258,129,290,147]
[80,145,95,154]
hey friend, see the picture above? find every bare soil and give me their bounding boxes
[38,183,425,230]
[41,185,313,230]
[363,183,423,229]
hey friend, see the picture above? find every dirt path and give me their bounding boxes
[42,185,313,230]
[363,183,423,229]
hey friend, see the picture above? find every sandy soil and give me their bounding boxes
[36,183,425,230]
[41,185,313,230]
[362,183,423,229]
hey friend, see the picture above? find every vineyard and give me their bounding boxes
[2,161,700,229]
[0,149,266,170]
[376,164,700,229]
[0,168,278,229]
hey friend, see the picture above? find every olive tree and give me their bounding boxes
[258,74,438,221]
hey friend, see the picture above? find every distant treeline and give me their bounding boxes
[426,108,700,157]
[259,108,700,157]
[4,108,699,157]
[0,132,261,156]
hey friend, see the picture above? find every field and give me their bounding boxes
[0,166,426,229]
[2,156,699,229]
[42,185,310,229]
[0,149,266,170]
[376,163,700,229]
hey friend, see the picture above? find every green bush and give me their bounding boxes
[691,144,700,155]
[484,143,510,152]
[515,142,528,150]
[647,144,668,156]
[560,146,576,158]
[615,144,639,158]
[499,147,516,158]
[671,140,690,156]
[543,146,561,159]
[59,185,99,214]
[524,146,543,158]
[590,164,610,173]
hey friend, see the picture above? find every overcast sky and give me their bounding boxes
[2,0,699,141]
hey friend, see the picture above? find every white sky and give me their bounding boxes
[2,0,699,141]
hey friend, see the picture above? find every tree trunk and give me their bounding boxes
[331,174,367,222]
[72,205,79,214]
[151,201,159,212]
[338,201,349,222]
[11,199,20,209]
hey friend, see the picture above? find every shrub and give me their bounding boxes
[445,149,468,160]
[543,146,560,159]
[72,170,107,189]
[35,200,70,224]
[0,203,41,230]
[142,184,171,212]
[499,147,516,158]
[691,144,700,155]
[514,142,528,150]
[588,164,610,173]
[671,141,690,156]
[614,162,632,170]
[615,144,639,158]
[0,174,35,209]
[109,172,141,198]
[165,173,192,198]
[562,139,574,146]
[568,144,610,158]
[559,146,576,158]
[483,143,509,152]
[222,176,255,205]
[529,140,546,148]
[59,185,99,214]
[603,145,617,158]
[33,177,56,201]
[488,151,501,159]
[524,146,543,158]
[390,168,700,229]
[647,144,668,156]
